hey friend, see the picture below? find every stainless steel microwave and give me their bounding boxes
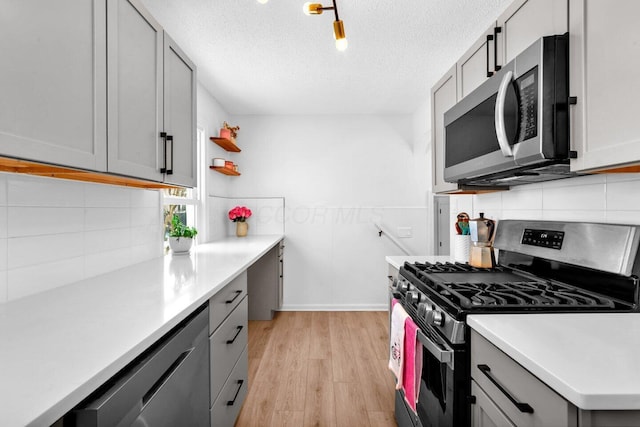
[443,33,575,187]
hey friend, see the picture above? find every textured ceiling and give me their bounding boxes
[141,0,512,115]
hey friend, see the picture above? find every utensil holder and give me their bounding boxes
[453,235,471,263]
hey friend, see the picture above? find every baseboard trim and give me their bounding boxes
[279,303,388,311]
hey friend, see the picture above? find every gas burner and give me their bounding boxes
[403,261,497,275]
[435,281,616,310]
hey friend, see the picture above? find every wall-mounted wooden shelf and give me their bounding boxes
[210,166,241,176]
[210,137,241,152]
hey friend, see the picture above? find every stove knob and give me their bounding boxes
[417,302,430,318]
[399,281,410,292]
[431,310,444,327]
[408,291,422,304]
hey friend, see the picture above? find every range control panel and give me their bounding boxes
[522,228,565,250]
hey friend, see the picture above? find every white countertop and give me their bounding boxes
[0,235,283,427]
[468,313,640,410]
[385,255,452,270]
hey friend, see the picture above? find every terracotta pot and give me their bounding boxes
[236,221,248,237]
[219,128,231,139]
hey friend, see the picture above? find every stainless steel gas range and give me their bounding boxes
[390,220,640,427]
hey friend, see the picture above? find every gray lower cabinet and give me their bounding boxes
[471,330,640,427]
[209,273,249,427]
[471,330,578,427]
[247,242,283,320]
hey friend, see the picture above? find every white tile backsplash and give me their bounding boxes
[8,207,84,237]
[0,271,7,303]
[85,207,131,231]
[8,232,85,269]
[0,174,7,204]
[0,174,163,302]
[131,188,160,207]
[0,206,7,239]
[84,183,132,208]
[0,238,7,271]
[8,174,85,207]
[476,173,640,227]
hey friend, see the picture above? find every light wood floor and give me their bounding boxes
[235,311,397,427]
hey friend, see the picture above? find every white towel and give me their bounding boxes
[388,300,409,389]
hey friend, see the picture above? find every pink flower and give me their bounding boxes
[228,206,252,222]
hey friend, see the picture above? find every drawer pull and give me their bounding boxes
[225,290,243,304]
[477,364,534,413]
[226,380,244,406]
[226,326,244,344]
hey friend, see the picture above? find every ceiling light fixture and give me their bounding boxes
[256,0,268,4]
[303,0,348,51]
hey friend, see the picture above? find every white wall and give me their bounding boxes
[197,83,234,242]
[224,115,430,310]
[0,173,163,302]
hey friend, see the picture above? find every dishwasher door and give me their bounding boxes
[72,305,210,427]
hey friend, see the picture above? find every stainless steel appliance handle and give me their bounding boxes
[495,70,514,157]
[417,329,453,367]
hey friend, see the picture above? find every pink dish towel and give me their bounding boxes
[388,299,409,389]
[402,317,423,414]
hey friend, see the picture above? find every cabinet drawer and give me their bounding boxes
[210,345,248,427]
[210,296,248,405]
[209,271,247,334]
[471,330,577,427]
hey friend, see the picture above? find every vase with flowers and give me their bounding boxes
[229,206,252,237]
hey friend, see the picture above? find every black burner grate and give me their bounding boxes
[435,281,616,309]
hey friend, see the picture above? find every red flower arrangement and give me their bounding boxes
[228,206,252,222]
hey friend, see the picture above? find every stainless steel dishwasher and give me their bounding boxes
[70,304,210,427]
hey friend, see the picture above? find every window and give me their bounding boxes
[162,128,206,251]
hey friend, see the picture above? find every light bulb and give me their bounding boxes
[333,20,347,51]
[335,37,348,51]
[303,2,323,15]
[257,0,268,3]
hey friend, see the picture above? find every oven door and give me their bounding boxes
[415,327,469,427]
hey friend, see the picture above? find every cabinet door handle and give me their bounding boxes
[225,290,243,304]
[477,364,534,413]
[493,26,502,72]
[226,326,244,344]
[226,380,244,406]
[486,34,494,77]
[160,132,168,173]
[166,135,173,175]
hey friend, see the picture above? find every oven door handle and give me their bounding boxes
[417,329,453,368]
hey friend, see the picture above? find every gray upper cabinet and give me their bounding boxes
[0,0,107,171]
[0,0,196,187]
[431,66,459,194]
[163,35,197,187]
[497,0,568,65]
[107,0,164,182]
[457,26,496,100]
[569,0,640,173]
[108,0,196,186]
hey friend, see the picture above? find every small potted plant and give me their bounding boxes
[228,206,252,237]
[168,214,198,254]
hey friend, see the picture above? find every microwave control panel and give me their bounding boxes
[517,67,538,142]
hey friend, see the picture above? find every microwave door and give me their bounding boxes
[443,67,518,183]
